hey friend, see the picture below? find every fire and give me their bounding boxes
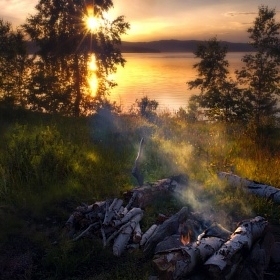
[87,54,98,96]
[180,230,192,246]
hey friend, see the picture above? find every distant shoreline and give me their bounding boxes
[26,39,255,54]
[120,39,255,53]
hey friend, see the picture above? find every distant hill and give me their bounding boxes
[120,40,255,53]
[26,39,255,54]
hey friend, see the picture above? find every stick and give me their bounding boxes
[132,138,144,186]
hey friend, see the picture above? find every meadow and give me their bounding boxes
[1,107,280,279]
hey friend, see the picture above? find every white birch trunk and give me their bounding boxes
[112,213,143,256]
[218,172,280,203]
[204,216,268,280]
[133,222,142,243]
[111,207,143,227]
[140,224,158,246]
[103,198,123,226]
[152,237,224,279]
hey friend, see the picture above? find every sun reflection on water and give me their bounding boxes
[87,53,98,96]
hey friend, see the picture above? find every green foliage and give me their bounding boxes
[188,6,280,124]
[1,108,280,279]
[0,19,30,108]
[22,0,129,116]
[187,37,242,122]
[236,5,280,124]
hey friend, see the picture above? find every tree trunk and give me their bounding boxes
[74,53,81,117]
[204,216,268,280]
[217,172,280,203]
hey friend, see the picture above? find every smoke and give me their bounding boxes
[174,177,255,232]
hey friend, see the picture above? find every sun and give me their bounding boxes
[84,6,100,32]
[86,15,99,32]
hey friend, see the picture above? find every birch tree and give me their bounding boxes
[236,5,280,124]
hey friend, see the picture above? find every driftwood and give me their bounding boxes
[204,216,268,280]
[218,172,280,204]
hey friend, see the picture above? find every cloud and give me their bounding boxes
[225,11,258,17]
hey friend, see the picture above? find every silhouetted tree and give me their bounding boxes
[136,96,159,120]
[0,19,30,108]
[236,5,280,125]
[187,37,242,122]
[23,0,129,116]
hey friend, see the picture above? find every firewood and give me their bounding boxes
[72,222,100,241]
[133,222,142,243]
[152,237,225,279]
[204,216,268,280]
[196,222,232,245]
[143,207,190,256]
[103,198,123,226]
[127,175,189,208]
[112,213,144,256]
[218,172,280,203]
[140,224,158,247]
[111,207,143,227]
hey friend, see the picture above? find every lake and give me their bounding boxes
[109,52,246,113]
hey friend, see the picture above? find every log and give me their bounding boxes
[204,216,268,280]
[112,212,144,256]
[218,172,280,203]
[72,222,100,241]
[234,228,275,280]
[143,207,206,257]
[125,175,189,209]
[196,222,232,245]
[133,222,142,243]
[103,198,123,226]
[111,207,143,227]
[152,237,225,280]
[140,224,158,247]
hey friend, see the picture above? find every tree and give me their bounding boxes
[236,5,280,124]
[134,96,159,120]
[187,37,242,122]
[23,0,129,116]
[0,19,30,108]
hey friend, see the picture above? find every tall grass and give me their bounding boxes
[0,107,280,279]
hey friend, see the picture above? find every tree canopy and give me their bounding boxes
[18,0,129,116]
[187,6,280,124]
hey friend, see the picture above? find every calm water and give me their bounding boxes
[109,52,246,112]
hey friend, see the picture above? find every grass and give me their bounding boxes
[0,107,280,279]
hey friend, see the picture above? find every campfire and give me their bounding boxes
[64,175,276,280]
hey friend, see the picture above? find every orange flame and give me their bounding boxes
[180,230,191,246]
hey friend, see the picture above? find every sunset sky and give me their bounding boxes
[1,0,279,43]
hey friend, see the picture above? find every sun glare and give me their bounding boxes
[86,16,99,32]
[87,54,98,96]
[85,7,100,32]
